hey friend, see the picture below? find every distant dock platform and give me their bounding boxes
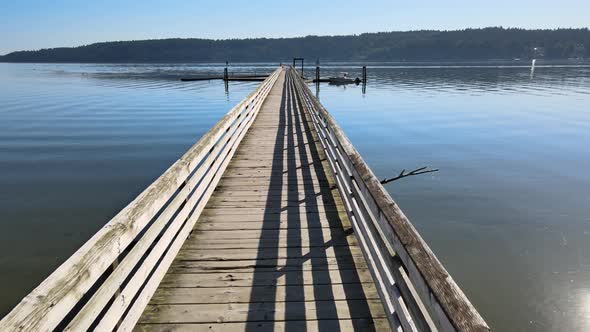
[181,75,268,82]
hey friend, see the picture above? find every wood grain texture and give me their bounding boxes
[134,319,391,332]
[139,300,386,323]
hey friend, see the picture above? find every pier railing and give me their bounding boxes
[291,68,490,332]
[0,68,281,332]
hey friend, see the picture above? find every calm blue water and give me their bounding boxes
[0,63,265,317]
[1,62,590,331]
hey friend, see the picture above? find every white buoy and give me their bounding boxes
[530,59,536,78]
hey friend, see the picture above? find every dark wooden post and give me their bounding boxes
[362,65,367,94]
[315,79,320,100]
[315,66,320,82]
[224,61,229,81]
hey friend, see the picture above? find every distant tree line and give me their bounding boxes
[1,27,589,63]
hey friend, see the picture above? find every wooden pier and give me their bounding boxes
[0,67,489,331]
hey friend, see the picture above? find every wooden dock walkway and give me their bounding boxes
[0,67,489,332]
[136,69,387,331]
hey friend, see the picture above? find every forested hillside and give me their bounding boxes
[1,28,588,63]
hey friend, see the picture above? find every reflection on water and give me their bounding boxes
[1,62,590,330]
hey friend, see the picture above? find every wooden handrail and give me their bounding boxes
[290,68,489,332]
[0,68,281,332]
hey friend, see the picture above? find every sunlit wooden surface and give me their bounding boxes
[135,69,387,331]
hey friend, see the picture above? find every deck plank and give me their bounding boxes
[149,283,380,304]
[138,300,386,323]
[158,269,375,288]
[134,319,390,332]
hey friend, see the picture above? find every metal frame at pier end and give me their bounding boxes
[0,69,281,332]
[290,68,490,332]
[293,57,304,78]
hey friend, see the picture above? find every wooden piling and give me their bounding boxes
[316,66,320,82]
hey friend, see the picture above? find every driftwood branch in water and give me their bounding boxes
[380,166,439,185]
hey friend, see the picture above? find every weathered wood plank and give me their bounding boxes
[200,206,347,217]
[193,219,345,230]
[133,318,391,332]
[185,237,354,250]
[182,232,357,250]
[204,199,342,208]
[149,283,379,304]
[180,238,358,250]
[217,176,333,187]
[213,184,330,192]
[175,246,364,261]
[225,160,325,168]
[139,299,387,323]
[158,269,375,288]
[221,169,330,179]
[167,258,368,274]
[207,193,343,204]
[188,227,351,240]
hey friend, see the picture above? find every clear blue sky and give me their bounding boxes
[1,0,588,55]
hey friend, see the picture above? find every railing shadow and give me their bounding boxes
[292,72,376,331]
[246,70,376,331]
[244,75,288,330]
